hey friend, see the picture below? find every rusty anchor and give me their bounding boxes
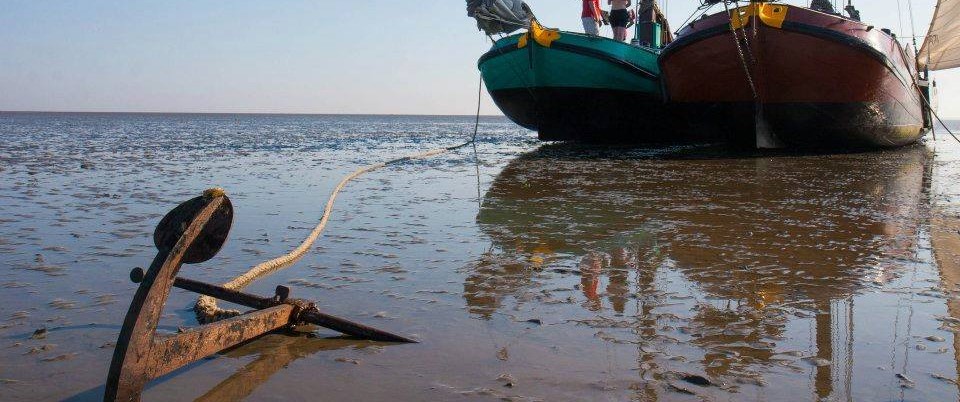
[105,190,415,402]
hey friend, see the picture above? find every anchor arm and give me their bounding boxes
[299,309,416,343]
[146,305,295,379]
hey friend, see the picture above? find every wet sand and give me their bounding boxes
[2,112,960,401]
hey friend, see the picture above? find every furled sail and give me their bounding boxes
[467,0,532,35]
[918,0,960,71]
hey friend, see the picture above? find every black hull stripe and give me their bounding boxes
[478,40,660,82]
[478,43,522,66]
[551,42,659,81]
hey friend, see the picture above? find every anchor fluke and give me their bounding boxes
[153,188,233,264]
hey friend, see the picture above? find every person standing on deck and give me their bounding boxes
[582,0,603,36]
[608,0,632,42]
[809,0,836,14]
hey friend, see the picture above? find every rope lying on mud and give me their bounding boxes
[196,83,485,323]
[195,140,478,322]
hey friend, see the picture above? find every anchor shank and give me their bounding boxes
[174,276,277,310]
[163,276,417,343]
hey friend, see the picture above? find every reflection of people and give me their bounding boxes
[578,249,633,313]
[581,0,602,35]
[579,251,606,311]
[608,0,632,41]
[473,144,932,398]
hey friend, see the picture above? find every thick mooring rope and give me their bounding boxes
[196,84,485,323]
[194,146,464,322]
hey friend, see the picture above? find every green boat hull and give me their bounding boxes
[478,31,677,142]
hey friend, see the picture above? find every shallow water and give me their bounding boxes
[2,112,960,401]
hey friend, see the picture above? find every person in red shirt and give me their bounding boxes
[582,0,603,36]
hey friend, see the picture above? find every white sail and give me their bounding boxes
[918,0,960,71]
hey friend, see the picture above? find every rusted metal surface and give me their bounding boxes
[147,305,295,379]
[177,277,417,342]
[299,308,416,343]
[105,194,230,402]
[105,190,415,401]
[153,194,233,264]
[130,268,416,343]
[129,268,282,310]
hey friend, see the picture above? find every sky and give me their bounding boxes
[0,0,956,117]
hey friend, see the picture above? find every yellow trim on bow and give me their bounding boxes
[730,3,788,30]
[518,19,561,49]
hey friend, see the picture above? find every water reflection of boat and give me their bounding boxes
[477,144,930,302]
[931,209,960,398]
[469,143,932,399]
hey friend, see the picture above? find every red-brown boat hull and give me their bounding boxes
[660,5,928,149]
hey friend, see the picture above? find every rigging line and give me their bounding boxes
[916,85,960,145]
[932,106,960,145]
[896,0,905,38]
[474,141,482,209]
[473,13,528,27]
[930,80,938,141]
[907,0,919,49]
[473,75,483,144]
[471,74,484,209]
[471,76,484,209]
[676,3,715,35]
[486,34,539,102]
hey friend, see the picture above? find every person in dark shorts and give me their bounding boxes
[608,0,632,41]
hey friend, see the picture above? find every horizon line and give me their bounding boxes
[0,110,507,118]
[3,110,958,121]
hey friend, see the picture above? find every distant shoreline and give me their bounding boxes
[2,110,955,122]
[0,110,507,118]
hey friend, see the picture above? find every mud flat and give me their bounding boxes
[1,112,960,401]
